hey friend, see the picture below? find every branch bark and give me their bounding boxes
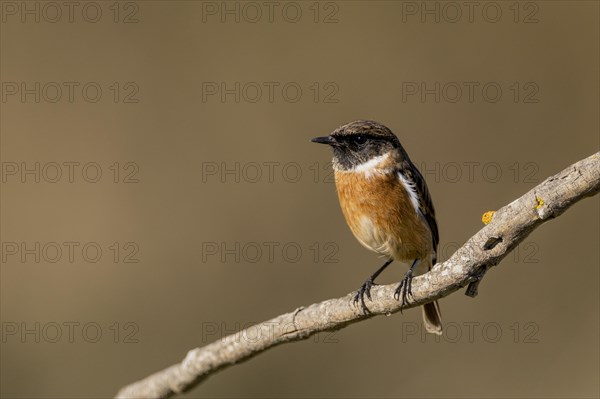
[116,152,600,399]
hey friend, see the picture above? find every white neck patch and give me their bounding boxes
[350,153,392,178]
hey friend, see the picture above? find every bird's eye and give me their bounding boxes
[354,135,367,144]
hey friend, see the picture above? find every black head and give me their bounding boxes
[311,120,406,170]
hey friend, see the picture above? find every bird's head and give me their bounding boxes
[311,120,405,171]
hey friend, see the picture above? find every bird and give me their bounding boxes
[311,120,442,335]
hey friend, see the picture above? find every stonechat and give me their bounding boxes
[312,120,442,335]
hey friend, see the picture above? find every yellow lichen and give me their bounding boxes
[536,197,545,209]
[482,211,495,225]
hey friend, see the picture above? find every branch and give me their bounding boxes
[116,152,600,399]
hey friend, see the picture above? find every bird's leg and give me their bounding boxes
[394,258,421,311]
[353,259,394,314]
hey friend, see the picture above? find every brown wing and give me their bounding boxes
[398,162,439,261]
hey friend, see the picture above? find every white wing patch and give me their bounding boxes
[398,172,421,215]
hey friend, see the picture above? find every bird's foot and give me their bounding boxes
[353,278,377,315]
[393,269,414,312]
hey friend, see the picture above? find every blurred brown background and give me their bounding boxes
[1,1,598,398]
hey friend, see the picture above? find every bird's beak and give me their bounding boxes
[311,135,334,145]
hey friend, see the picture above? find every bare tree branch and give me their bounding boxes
[116,152,600,399]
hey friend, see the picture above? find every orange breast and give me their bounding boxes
[334,170,433,262]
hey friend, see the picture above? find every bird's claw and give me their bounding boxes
[393,270,414,312]
[353,279,376,315]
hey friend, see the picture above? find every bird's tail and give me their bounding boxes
[422,300,443,335]
[415,254,443,335]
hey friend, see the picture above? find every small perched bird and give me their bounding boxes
[312,120,442,335]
